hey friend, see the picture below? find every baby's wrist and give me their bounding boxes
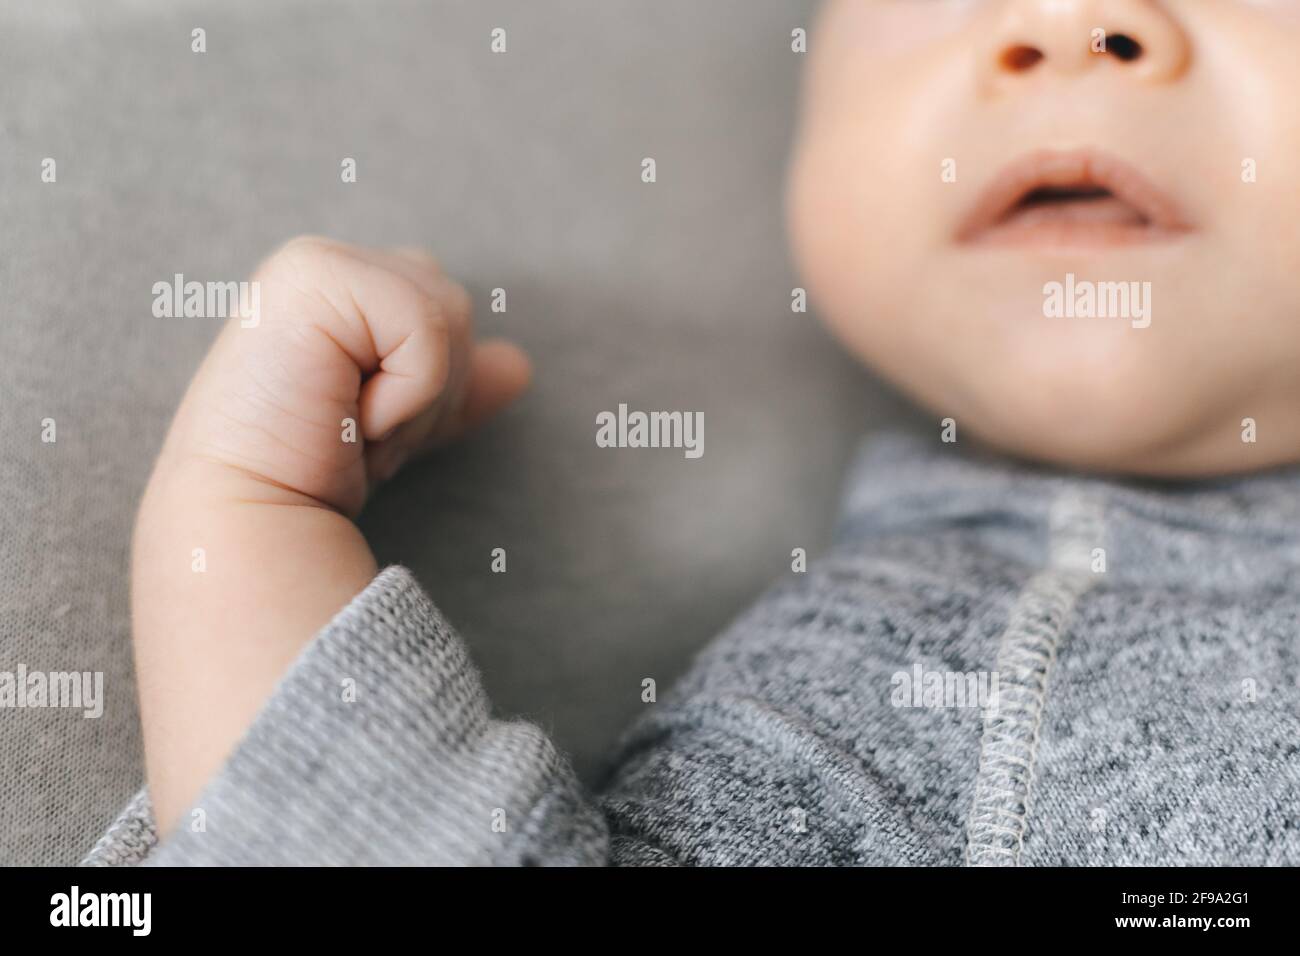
[144,445,329,515]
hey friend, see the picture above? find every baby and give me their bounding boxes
[90,0,1299,865]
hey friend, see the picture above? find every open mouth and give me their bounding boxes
[956,150,1191,248]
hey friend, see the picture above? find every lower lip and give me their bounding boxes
[963,216,1190,249]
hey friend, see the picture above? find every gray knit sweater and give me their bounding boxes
[83,433,1300,865]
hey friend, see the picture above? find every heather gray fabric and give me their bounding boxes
[1,0,908,865]
[84,433,1300,866]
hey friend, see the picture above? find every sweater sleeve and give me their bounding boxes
[82,567,613,866]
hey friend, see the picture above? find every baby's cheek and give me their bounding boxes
[821,0,979,58]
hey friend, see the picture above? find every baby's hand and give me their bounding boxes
[133,238,530,834]
[160,237,530,514]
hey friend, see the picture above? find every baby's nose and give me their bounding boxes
[977,0,1190,89]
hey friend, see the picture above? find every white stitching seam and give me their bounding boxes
[964,489,1105,866]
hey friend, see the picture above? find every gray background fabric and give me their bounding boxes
[0,0,912,865]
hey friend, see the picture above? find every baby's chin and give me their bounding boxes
[901,363,1288,480]
[952,405,1245,479]
[818,307,1297,479]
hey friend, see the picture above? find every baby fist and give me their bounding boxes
[162,237,532,516]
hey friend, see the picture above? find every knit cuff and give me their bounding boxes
[83,566,599,866]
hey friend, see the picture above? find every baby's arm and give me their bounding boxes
[132,238,531,834]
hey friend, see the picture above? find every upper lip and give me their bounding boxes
[955,149,1191,244]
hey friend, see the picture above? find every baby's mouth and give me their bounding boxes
[1008,185,1147,227]
[956,149,1191,248]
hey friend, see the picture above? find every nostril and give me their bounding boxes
[1001,45,1044,72]
[1105,33,1144,62]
